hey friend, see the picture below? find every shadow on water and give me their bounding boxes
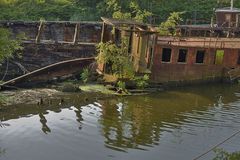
[0,83,239,159]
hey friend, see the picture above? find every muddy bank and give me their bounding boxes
[0,81,164,106]
[1,88,62,106]
[0,84,117,106]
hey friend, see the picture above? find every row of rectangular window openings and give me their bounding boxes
[161,48,229,64]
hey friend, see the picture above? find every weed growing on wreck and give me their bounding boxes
[0,28,24,62]
[0,94,6,105]
[134,74,149,89]
[97,40,135,79]
[97,40,150,91]
[116,81,128,94]
[81,68,90,84]
[158,12,184,36]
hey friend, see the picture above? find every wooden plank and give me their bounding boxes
[73,23,80,44]
[101,22,105,42]
[35,21,44,43]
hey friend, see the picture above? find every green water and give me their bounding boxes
[1,84,240,160]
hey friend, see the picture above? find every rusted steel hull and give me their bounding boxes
[151,37,240,84]
[0,57,95,89]
[0,21,102,80]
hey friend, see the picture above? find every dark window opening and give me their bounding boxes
[147,47,153,69]
[178,49,188,63]
[238,53,240,65]
[115,29,121,46]
[196,50,205,64]
[162,48,172,62]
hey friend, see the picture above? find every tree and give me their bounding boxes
[96,40,135,79]
[0,28,23,62]
[158,12,184,36]
[99,0,152,22]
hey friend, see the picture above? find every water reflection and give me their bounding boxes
[74,106,83,130]
[0,84,240,160]
[39,113,51,134]
[97,84,240,151]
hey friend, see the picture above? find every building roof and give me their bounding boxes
[157,37,240,49]
[178,24,211,30]
[101,17,147,27]
[215,7,240,13]
[101,17,158,33]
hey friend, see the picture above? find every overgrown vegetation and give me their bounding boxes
[0,28,23,103]
[81,68,90,84]
[116,81,127,93]
[109,0,152,22]
[97,40,135,79]
[0,94,6,105]
[158,12,184,36]
[97,40,150,91]
[134,74,149,89]
[0,28,23,62]
[212,149,240,160]
[0,0,237,24]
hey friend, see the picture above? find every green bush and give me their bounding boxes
[116,80,129,94]
[81,68,90,84]
[61,83,81,92]
[0,94,6,105]
[96,40,135,79]
[134,74,149,89]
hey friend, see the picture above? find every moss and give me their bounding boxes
[79,84,116,95]
[61,83,81,93]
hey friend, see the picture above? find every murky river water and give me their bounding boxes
[1,84,240,160]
